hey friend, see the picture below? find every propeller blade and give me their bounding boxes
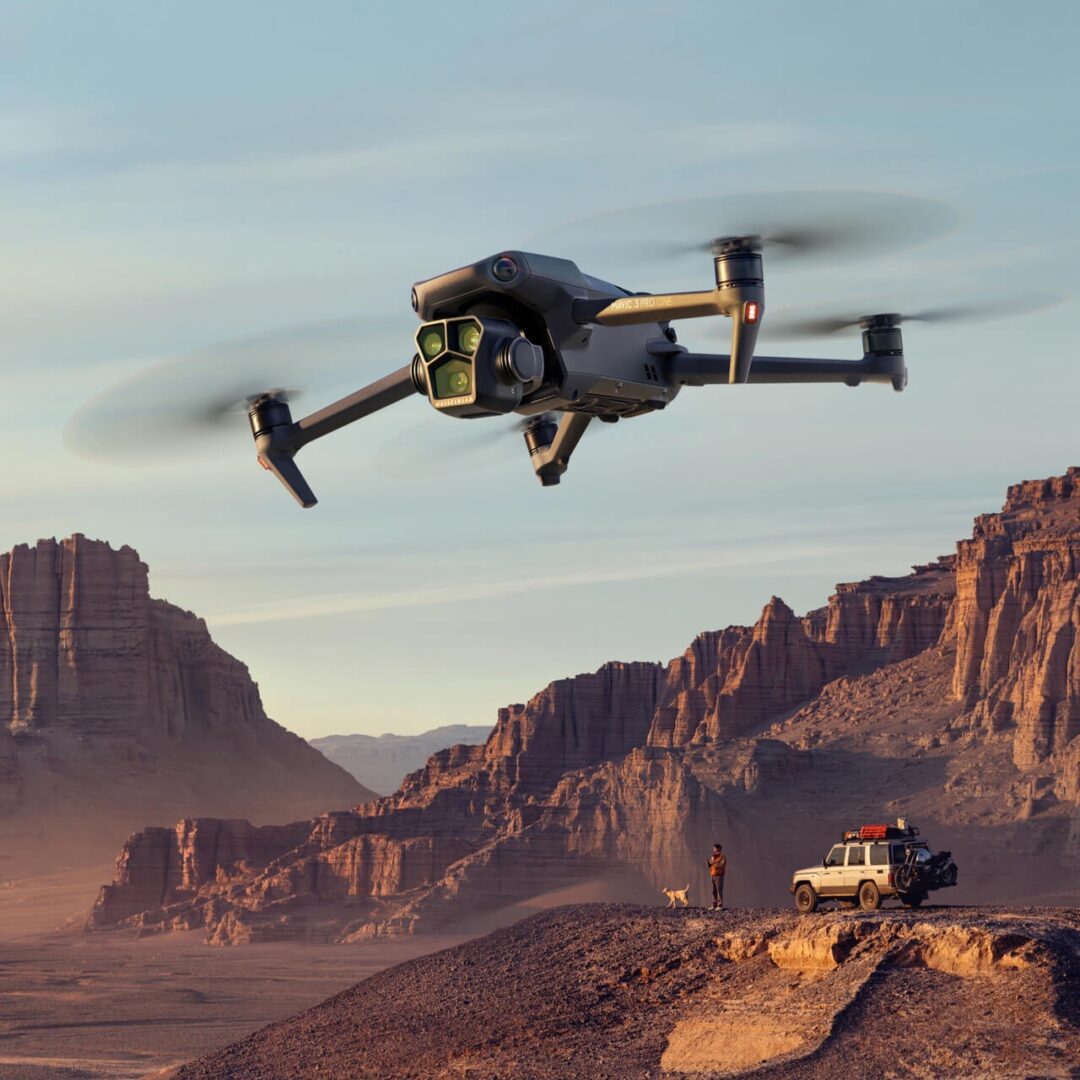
[65,315,409,463]
[370,412,571,480]
[531,190,957,283]
[760,291,1066,340]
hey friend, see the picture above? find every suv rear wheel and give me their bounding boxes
[902,891,926,909]
[794,883,817,914]
[858,881,881,911]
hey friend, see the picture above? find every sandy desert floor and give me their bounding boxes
[0,867,467,1080]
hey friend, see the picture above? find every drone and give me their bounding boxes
[251,245,911,507]
[70,191,1054,506]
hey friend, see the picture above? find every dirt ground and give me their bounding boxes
[175,904,1080,1080]
[0,869,467,1080]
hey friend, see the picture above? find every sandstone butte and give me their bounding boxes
[0,535,373,874]
[89,468,1080,944]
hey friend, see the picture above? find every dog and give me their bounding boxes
[661,883,690,909]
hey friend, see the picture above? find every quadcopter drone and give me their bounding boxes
[250,243,908,507]
[71,191,1053,505]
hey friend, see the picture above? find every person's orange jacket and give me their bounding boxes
[708,853,727,877]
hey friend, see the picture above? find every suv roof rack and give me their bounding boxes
[841,823,920,842]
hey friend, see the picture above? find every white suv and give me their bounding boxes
[790,824,957,913]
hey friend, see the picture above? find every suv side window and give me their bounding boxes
[847,845,865,866]
[869,844,889,866]
[825,845,845,867]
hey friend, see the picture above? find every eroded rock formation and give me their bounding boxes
[0,536,371,872]
[952,470,1080,770]
[89,468,1080,942]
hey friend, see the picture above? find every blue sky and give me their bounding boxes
[4,1,1078,737]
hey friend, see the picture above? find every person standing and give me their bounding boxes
[707,843,727,909]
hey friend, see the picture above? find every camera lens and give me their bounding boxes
[420,326,444,358]
[492,256,518,283]
[458,322,481,355]
[432,358,473,400]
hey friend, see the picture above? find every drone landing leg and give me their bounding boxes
[250,362,421,508]
[525,412,592,486]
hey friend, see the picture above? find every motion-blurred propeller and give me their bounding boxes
[758,291,1066,340]
[65,316,408,462]
[531,190,958,283]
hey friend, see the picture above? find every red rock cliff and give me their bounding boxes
[952,468,1080,770]
[0,536,372,871]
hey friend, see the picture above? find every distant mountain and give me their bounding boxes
[0,535,373,874]
[90,468,1080,942]
[310,726,493,795]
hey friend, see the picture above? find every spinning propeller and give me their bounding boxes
[65,316,407,463]
[757,292,1065,340]
[531,190,958,284]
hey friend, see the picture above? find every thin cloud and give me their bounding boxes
[206,538,893,626]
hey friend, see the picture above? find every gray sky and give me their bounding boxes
[4,1,1078,737]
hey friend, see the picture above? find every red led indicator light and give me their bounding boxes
[744,301,760,324]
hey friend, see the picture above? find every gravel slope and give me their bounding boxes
[174,904,1080,1079]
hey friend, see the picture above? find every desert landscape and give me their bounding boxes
[5,7,1078,1077]
[0,927,469,1080]
[1,467,1077,1077]
[86,467,1080,946]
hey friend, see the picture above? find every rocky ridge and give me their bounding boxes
[0,536,371,874]
[172,904,1080,1079]
[90,468,1080,942]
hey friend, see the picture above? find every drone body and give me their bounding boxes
[249,246,906,505]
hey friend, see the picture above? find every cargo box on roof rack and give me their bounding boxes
[841,823,920,842]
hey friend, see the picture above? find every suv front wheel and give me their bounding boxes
[857,881,881,911]
[794,883,817,914]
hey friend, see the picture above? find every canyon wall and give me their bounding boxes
[0,536,371,874]
[952,470,1080,773]
[89,468,1080,941]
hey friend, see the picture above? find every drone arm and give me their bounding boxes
[574,284,763,384]
[250,362,421,509]
[292,363,420,448]
[669,352,907,390]
[574,291,729,326]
